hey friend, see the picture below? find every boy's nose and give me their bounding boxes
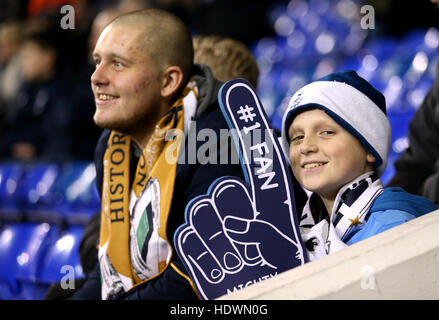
[300,136,318,154]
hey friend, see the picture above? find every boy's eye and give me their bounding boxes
[291,134,304,142]
[321,130,335,135]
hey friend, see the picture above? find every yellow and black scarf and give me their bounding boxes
[98,80,198,299]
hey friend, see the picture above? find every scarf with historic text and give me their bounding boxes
[299,171,384,261]
[98,79,198,299]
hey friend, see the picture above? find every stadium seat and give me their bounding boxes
[26,162,99,225]
[0,162,26,222]
[15,225,85,300]
[19,163,62,223]
[0,223,60,299]
[62,162,100,225]
[35,225,85,291]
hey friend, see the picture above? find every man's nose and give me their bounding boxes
[91,64,109,87]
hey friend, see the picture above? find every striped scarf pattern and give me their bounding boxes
[300,171,384,261]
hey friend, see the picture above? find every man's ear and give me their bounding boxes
[161,66,184,98]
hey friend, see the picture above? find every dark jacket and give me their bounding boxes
[387,66,439,205]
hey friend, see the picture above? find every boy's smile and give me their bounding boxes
[302,161,328,171]
[288,109,376,203]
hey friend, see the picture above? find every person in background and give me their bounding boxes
[0,11,101,161]
[0,26,75,161]
[387,65,439,206]
[193,34,259,88]
[0,20,24,134]
[281,70,437,261]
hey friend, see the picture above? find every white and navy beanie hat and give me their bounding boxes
[281,70,391,177]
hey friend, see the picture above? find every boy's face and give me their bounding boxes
[288,109,375,200]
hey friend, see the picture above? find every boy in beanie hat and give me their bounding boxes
[281,70,437,261]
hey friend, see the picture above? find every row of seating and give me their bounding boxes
[0,162,95,299]
[0,161,100,225]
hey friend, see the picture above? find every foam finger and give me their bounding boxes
[218,79,299,235]
[175,227,224,284]
[189,197,243,273]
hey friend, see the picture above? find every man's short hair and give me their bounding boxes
[111,9,194,89]
[193,35,259,88]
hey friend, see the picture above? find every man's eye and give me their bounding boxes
[113,61,124,69]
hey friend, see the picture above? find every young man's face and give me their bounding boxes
[288,109,375,200]
[91,24,163,136]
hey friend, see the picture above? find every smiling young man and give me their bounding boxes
[281,70,437,261]
[72,8,245,300]
[91,10,192,149]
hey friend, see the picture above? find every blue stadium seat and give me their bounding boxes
[19,163,62,223]
[31,162,99,225]
[0,162,26,222]
[63,162,100,225]
[0,223,60,299]
[12,225,85,300]
[34,225,85,295]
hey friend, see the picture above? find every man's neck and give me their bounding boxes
[129,97,177,150]
[131,131,153,150]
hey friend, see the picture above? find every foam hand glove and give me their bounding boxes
[175,79,307,299]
